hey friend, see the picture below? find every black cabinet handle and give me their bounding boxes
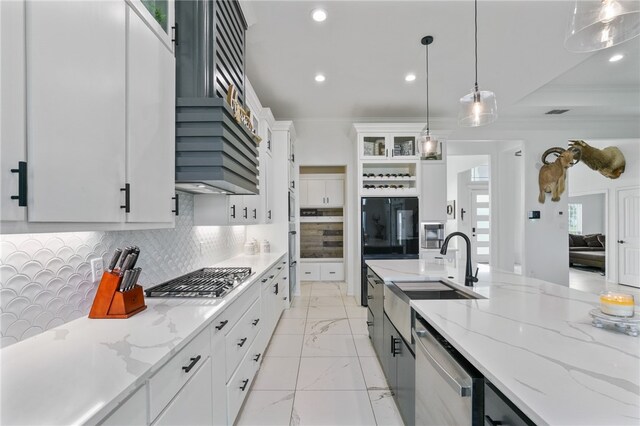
[277,266,282,270]
[230,205,236,219]
[120,183,130,213]
[253,208,257,219]
[274,283,279,295]
[366,321,373,326]
[172,193,179,216]
[10,161,27,206]
[243,207,248,219]
[391,336,400,357]
[618,240,625,244]
[215,320,229,330]
[268,210,272,219]
[238,337,248,347]
[171,23,178,46]
[367,295,373,300]
[240,379,249,391]
[253,353,262,362]
[182,355,201,373]
[269,275,275,279]
[484,416,503,426]
[261,278,268,283]
[252,318,260,326]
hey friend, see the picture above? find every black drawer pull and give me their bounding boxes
[269,275,275,279]
[252,318,260,326]
[261,278,268,283]
[277,267,282,270]
[240,379,249,391]
[182,355,201,373]
[120,183,130,213]
[367,295,373,300]
[10,161,27,206]
[484,416,503,426]
[230,205,236,219]
[253,353,262,362]
[238,337,248,347]
[274,283,279,295]
[172,193,179,215]
[253,208,257,219]
[215,320,228,330]
[243,207,248,219]
[366,321,373,326]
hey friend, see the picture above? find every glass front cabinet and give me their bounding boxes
[359,134,418,160]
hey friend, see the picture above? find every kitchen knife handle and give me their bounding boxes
[116,246,133,270]
[172,193,179,216]
[107,248,122,272]
[181,355,201,373]
[120,183,130,213]
[10,161,27,207]
[120,269,133,292]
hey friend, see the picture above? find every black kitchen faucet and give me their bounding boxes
[440,232,479,287]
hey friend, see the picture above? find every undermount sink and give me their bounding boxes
[393,281,481,300]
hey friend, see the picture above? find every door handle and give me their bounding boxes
[172,193,179,216]
[10,161,27,206]
[120,183,131,213]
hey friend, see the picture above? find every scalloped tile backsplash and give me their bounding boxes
[0,193,246,348]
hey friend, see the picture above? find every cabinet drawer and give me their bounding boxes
[321,262,344,281]
[148,328,211,422]
[211,283,259,337]
[300,263,320,281]
[225,298,261,381]
[227,334,263,423]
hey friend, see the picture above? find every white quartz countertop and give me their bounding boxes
[366,258,640,425]
[0,251,286,426]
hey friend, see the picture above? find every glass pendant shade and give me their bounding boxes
[458,88,498,127]
[565,0,640,52]
[418,126,441,160]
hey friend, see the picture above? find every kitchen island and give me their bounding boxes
[0,252,286,426]
[367,258,640,425]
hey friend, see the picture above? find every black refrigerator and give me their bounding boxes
[361,197,419,306]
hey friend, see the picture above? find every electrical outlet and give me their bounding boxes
[90,258,104,283]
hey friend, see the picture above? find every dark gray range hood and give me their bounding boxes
[175,0,258,195]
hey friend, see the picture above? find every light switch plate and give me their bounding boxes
[90,258,104,283]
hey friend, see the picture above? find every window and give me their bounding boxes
[142,0,168,31]
[568,203,583,234]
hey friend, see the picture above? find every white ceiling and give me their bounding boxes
[242,1,640,121]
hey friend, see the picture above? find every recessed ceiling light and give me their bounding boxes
[405,73,416,82]
[311,9,327,22]
[315,74,326,82]
[609,53,624,62]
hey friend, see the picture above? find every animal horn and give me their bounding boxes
[541,147,566,165]
[568,146,582,165]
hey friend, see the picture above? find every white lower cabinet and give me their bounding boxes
[100,385,147,426]
[301,262,344,281]
[300,263,321,281]
[154,358,213,426]
[226,333,263,423]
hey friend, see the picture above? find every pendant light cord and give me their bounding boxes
[425,41,430,135]
[474,0,479,92]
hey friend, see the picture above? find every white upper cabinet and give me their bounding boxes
[25,0,127,222]
[0,0,27,222]
[127,0,175,54]
[126,5,175,223]
[300,176,344,208]
[359,134,418,160]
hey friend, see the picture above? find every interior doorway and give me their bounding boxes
[618,187,640,288]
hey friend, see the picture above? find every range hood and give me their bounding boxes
[175,98,259,195]
[175,0,258,195]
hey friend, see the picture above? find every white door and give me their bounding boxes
[325,179,344,207]
[126,5,175,223]
[471,189,490,263]
[1,0,27,221]
[618,187,640,288]
[305,180,325,206]
[26,0,126,222]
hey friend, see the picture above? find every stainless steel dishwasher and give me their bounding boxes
[413,315,484,425]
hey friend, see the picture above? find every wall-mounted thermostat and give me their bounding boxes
[528,211,541,220]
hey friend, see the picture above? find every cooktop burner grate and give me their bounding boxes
[145,267,252,298]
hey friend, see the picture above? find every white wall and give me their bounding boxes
[568,138,640,283]
[567,193,605,235]
[292,119,358,297]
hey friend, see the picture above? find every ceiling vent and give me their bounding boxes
[545,109,570,115]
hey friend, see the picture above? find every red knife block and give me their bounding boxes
[89,271,147,319]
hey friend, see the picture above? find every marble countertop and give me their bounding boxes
[0,251,286,426]
[366,258,640,425]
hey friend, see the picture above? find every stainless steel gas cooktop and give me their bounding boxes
[145,267,252,298]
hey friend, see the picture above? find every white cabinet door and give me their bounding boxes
[154,357,213,426]
[299,180,308,207]
[0,0,27,221]
[26,0,126,222]
[126,5,175,223]
[325,179,344,207]
[305,180,325,206]
[244,195,260,224]
[262,155,273,223]
[420,163,447,222]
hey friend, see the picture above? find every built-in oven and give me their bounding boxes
[288,223,297,300]
[413,315,484,425]
[288,191,296,222]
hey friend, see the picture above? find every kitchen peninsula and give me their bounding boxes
[367,258,640,425]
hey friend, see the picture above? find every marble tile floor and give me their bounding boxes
[237,281,404,426]
[569,267,640,298]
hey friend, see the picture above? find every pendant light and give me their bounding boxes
[565,0,640,52]
[458,0,497,127]
[417,35,440,160]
